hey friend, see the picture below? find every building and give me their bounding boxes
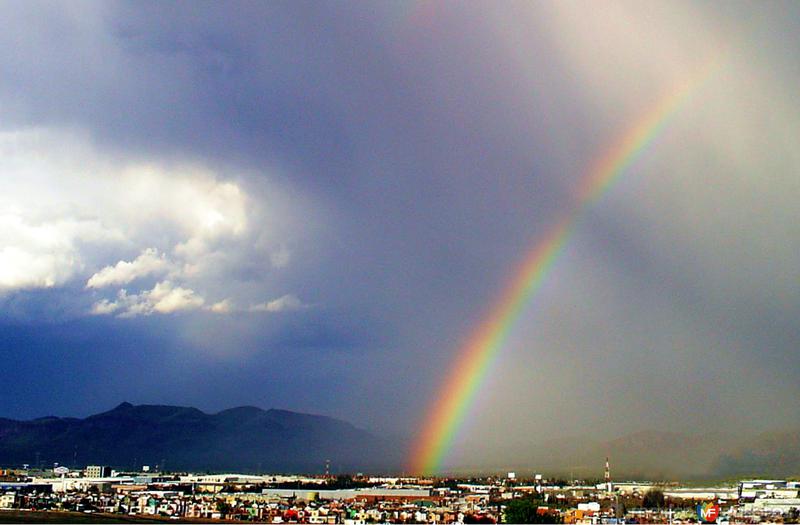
[0,492,16,509]
[743,498,800,515]
[85,465,111,478]
[739,480,800,500]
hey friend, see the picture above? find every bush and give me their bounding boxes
[504,497,563,524]
[642,489,665,509]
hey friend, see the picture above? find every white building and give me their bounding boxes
[0,492,16,509]
[743,498,800,515]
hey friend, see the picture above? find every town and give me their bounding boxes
[1,463,799,524]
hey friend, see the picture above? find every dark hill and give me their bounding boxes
[0,403,400,473]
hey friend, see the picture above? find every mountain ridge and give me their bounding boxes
[3,404,800,478]
[0,402,400,473]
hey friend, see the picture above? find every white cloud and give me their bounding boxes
[0,212,117,291]
[0,129,252,296]
[0,128,316,318]
[146,282,205,314]
[0,244,70,290]
[86,248,170,288]
[250,294,305,313]
[90,298,120,315]
[91,281,205,317]
[208,298,233,313]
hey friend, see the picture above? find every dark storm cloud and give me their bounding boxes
[1,0,799,468]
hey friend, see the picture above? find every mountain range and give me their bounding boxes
[2,403,799,478]
[0,402,400,473]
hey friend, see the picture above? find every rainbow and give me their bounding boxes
[409,63,719,476]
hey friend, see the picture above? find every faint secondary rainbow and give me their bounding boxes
[409,62,720,476]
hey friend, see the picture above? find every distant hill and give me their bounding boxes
[711,428,800,478]
[536,430,750,480]
[595,430,744,479]
[0,403,400,473]
[536,428,800,480]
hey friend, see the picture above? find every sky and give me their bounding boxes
[2,1,800,470]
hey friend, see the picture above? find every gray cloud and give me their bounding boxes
[250,294,306,313]
[0,0,799,470]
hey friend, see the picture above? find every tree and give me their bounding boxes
[504,497,562,524]
[216,500,232,517]
[642,489,666,509]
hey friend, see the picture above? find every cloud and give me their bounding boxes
[0,233,73,291]
[86,248,170,289]
[0,211,118,292]
[91,281,205,318]
[3,1,800,449]
[89,298,120,316]
[0,128,315,319]
[143,282,205,315]
[207,298,234,314]
[250,294,305,313]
